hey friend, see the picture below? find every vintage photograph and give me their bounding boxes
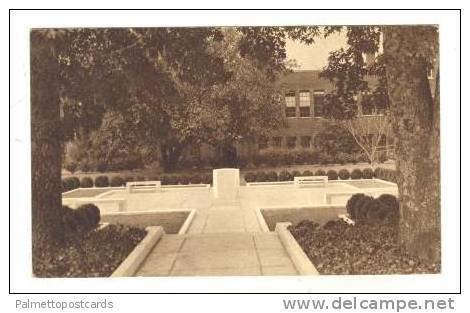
[30,25,440,278]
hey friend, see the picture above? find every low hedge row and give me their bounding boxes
[62,203,101,233]
[346,193,399,222]
[244,167,379,183]
[61,167,397,190]
[62,173,213,190]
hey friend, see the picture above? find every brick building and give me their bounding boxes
[191,69,393,162]
[263,70,387,152]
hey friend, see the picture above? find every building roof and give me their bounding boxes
[278,70,379,92]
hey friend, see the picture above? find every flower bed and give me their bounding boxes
[35,224,147,277]
[289,220,440,275]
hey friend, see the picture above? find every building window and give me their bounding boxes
[285,91,296,118]
[258,137,268,150]
[272,136,282,148]
[286,136,297,149]
[313,90,325,117]
[299,91,311,117]
[300,136,311,149]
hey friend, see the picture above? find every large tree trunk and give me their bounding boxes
[383,26,440,264]
[31,31,64,275]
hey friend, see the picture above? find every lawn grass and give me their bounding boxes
[101,211,190,234]
[345,180,394,188]
[261,206,345,231]
[62,188,122,198]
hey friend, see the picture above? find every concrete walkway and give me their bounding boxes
[135,196,299,276]
[135,232,298,276]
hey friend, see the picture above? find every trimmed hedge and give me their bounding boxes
[338,169,350,180]
[279,170,292,181]
[314,169,326,176]
[110,176,125,187]
[302,170,313,177]
[80,177,94,188]
[327,169,338,180]
[62,177,80,192]
[62,203,101,233]
[362,168,373,179]
[346,193,399,222]
[291,170,301,178]
[350,168,363,180]
[94,175,109,187]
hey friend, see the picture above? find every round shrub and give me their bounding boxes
[94,175,109,187]
[364,198,383,220]
[266,171,278,182]
[346,193,366,219]
[78,203,101,228]
[62,205,78,232]
[327,169,338,180]
[80,177,94,188]
[354,194,375,220]
[291,170,301,178]
[62,177,80,192]
[244,172,256,183]
[75,203,101,232]
[256,171,267,182]
[350,168,363,180]
[279,170,292,181]
[61,179,70,192]
[338,169,350,180]
[377,194,399,221]
[314,169,326,176]
[302,170,313,177]
[362,168,373,179]
[346,193,375,220]
[110,176,125,187]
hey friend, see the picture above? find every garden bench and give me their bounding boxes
[126,180,161,193]
[294,176,328,188]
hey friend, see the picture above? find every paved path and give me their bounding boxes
[135,232,298,276]
[135,194,299,276]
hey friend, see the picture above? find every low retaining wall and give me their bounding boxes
[111,226,164,277]
[275,222,318,275]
